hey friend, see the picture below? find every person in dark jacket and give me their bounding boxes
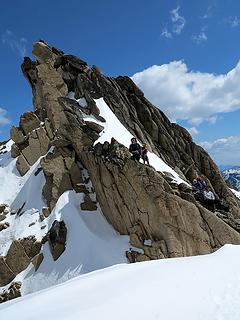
[193,177,206,191]
[129,137,141,161]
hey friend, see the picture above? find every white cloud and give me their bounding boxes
[186,127,199,136]
[228,16,240,28]
[1,29,27,58]
[207,115,218,124]
[161,6,185,38]
[0,108,10,126]
[161,28,172,39]
[170,6,186,35]
[192,29,208,44]
[199,136,240,165]
[132,60,240,125]
[202,4,214,19]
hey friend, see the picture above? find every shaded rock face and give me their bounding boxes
[4,40,240,273]
[48,220,67,261]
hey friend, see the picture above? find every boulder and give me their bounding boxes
[19,237,42,259]
[10,126,25,144]
[5,241,31,275]
[80,194,98,211]
[0,257,15,286]
[48,220,67,261]
[41,149,74,209]
[85,121,104,134]
[42,207,51,218]
[16,154,30,176]
[0,282,22,303]
[11,143,21,158]
[0,222,10,231]
[0,215,6,222]
[0,204,7,213]
[19,112,41,135]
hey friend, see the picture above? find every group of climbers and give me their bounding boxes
[193,176,217,212]
[129,137,150,165]
[129,137,218,212]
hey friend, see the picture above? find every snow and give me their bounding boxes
[0,149,130,295]
[83,98,188,185]
[67,91,87,107]
[1,244,240,319]
[231,188,240,199]
[77,97,87,107]
[20,189,130,295]
[0,165,46,256]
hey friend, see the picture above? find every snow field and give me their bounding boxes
[1,245,240,320]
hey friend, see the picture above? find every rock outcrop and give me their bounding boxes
[0,282,21,304]
[18,41,240,256]
[0,237,42,287]
[1,40,240,300]
[47,220,67,261]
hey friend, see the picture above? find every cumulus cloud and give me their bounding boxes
[0,108,10,126]
[132,60,240,125]
[1,29,27,58]
[161,6,185,38]
[199,136,240,165]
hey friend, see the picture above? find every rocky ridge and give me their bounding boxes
[1,41,240,301]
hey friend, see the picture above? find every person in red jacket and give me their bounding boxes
[141,143,150,165]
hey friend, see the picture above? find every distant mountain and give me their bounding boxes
[219,165,240,171]
[222,167,240,191]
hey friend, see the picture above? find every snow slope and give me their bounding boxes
[0,144,130,295]
[231,188,240,199]
[20,188,130,295]
[0,141,39,205]
[1,244,240,320]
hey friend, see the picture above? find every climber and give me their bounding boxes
[197,175,207,188]
[141,143,150,165]
[129,137,141,161]
[126,248,138,263]
[192,176,206,191]
[203,186,216,212]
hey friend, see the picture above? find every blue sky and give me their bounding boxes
[1,0,240,165]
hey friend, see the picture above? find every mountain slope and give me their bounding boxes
[1,40,240,303]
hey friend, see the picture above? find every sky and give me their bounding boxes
[0,0,240,166]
